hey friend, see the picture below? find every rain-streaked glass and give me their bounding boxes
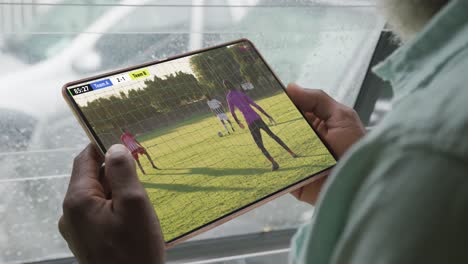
[0,0,382,262]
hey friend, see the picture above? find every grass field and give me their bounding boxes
[136,92,336,242]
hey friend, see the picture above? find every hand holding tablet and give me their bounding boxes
[61,39,338,246]
[59,144,165,264]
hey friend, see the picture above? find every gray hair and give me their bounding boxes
[378,0,450,43]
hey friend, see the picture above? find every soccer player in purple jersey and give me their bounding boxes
[224,80,297,171]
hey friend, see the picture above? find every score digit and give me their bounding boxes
[112,74,131,84]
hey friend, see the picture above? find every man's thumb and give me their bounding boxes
[105,144,146,209]
[286,83,336,121]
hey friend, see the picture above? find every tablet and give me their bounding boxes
[62,39,336,246]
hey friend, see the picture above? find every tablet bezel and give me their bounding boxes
[62,38,337,247]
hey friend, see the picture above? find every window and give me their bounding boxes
[0,1,382,263]
[3,0,119,64]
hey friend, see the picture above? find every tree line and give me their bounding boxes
[80,43,282,145]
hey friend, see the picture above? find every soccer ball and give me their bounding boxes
[217,131,223,137]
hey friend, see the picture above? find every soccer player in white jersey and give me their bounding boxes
[205,94,235,134]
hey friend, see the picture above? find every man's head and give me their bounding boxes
[223,80,235,91]
[378,0,450,42]
[205,94,212,100]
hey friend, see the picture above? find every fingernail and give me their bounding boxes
[288,83,301,89]
[107,144,129,155]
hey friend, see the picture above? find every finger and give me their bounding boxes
[105,144,147,210]
[316,120,328,136]
[287,83,337,121]
[290,188,303,200]
[308,112,317,119]
[305,112,317,124]
[291,177,327,205]
[67,144,105,197]
[313,118,321,129]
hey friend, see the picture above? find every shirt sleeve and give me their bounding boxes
[330,147,468,264]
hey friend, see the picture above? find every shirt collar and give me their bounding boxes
[373,0,468,103]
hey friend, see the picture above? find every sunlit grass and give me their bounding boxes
[136,92,336,242]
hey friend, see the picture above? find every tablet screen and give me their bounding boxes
[65,40,336,243]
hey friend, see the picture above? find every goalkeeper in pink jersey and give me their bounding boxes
[224,80,297,171]
[120,129,159,174]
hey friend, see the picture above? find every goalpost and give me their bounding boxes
[73,43,307,170]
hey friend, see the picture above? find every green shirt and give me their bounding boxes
[290,1,468,263]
